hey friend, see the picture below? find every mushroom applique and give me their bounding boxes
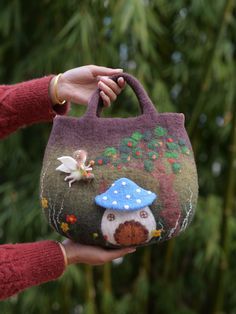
[95,178,160,246]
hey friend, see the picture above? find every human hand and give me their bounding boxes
[49,65,126,107]
[61,239,136,266]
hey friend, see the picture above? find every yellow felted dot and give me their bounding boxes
[41,197,48,209]
[151,229,163,237]
[61,222,69,232]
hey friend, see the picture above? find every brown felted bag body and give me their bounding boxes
[40,73,198,248]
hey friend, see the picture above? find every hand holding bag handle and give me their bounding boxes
[84,72,158,119]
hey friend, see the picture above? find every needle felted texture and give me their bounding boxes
[95,177,157,211]
[40,73,198,248]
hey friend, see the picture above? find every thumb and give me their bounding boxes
[91,65,123,77]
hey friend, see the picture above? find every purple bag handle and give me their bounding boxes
[84,72,158,118]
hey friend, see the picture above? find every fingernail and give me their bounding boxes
[115,68,123,72]
[126,248,136,253]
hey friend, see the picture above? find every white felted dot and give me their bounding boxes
[114,190,118,194]
[136,189,141,193]
[112,201,117,205]
[103,196,108,200]
[111,183,115,187]
[124,205,129,209]
[147,191,152,194]
[122,181,126,186]
[126,194,131,199]
[136,199,141,203]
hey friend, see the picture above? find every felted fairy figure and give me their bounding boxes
[95,178,164,246]
[56,149,94,187]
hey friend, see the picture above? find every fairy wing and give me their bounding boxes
[56,156,77,172]
[56,164,71,173]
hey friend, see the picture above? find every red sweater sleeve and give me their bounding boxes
[0,76,69,300]
[0,240,65,300]
[0,75,70,139]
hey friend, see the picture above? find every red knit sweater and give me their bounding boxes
[0,76,70,300]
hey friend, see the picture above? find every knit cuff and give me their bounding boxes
[2,75,70,127]
[21,240,66,285]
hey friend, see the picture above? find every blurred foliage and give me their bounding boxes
[0,0,236,313]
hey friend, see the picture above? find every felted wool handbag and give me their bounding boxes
[40,73,198,248]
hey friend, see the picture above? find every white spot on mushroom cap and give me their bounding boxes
[122,181,126,185]
[136,189,141,193]
[124,205,129,209]
[103,196,108,200]
[136,199,141,203]
[126,195,131,199]
[114,190,118,194]
[112,201,117,205]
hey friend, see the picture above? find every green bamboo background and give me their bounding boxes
[0,1,235,313]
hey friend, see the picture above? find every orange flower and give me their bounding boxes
[61,222,69,232]
[66,214,77,224]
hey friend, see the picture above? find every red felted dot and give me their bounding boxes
[136,151,141,156]
[98,159,103,165]
[167,138,173,142]
[66,214,77,224]
[127,142,133,147]
[168,158,175,163]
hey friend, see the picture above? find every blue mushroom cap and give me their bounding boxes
[95,178,157,211]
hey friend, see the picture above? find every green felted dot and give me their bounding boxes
[132,148,143,159]
[178,139,186,146]
[148,151,159,160]
[121,138,138,148]
[131,131,143,141]
[143,130,153,141]
[104,147,117,157]
[154,126,167,137]
[147,139,159,150]
[119,144,131,154]
[166,142,179,150]
[172,162,181,173]
[144,159,154,172]
[181,146,191,155]
[121,153,130,163]
[164,152,179,159]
